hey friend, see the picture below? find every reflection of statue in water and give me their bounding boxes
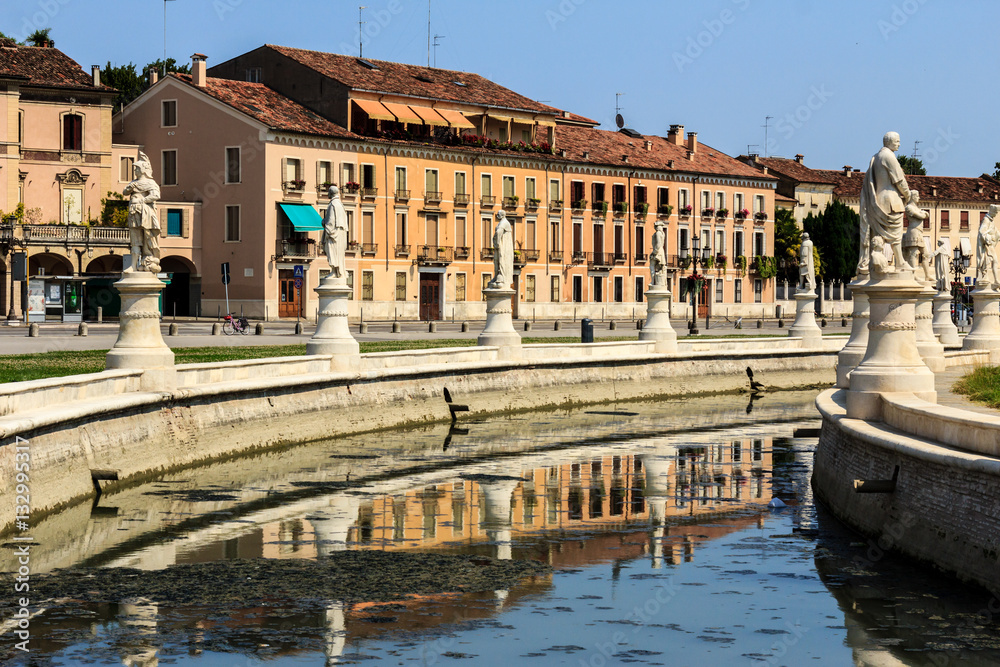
[933,239,950,292]
[322,185,348,284]
[650,222,667,287]
[488,210,513,290]
[123,151,161,273]
[859,132,910,273]
[798,232,815,290]
[977,204,1000,290]
[902,190,931,281]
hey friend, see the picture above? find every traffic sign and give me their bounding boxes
[293,264,304,279]
[294,277,303,290]
[221,262,231,285]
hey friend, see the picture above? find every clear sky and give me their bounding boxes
[6,0,998,177]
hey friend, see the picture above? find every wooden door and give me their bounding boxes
[698,279,710,318]
[419,273,440,321]
[278,269,300,318]
[511,273,519,319]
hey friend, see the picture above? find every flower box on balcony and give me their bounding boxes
[503,196,519,210]
[613,202,628,216]
[284,180,306,192]
[716,209,728,219]
[754,211,767,221]
[526,198,541,210]
[454,193,470,206]
[735,208,750,220]
[701,207,715,218]
[481,195,496,207]
[635,202,649,216]
[679,205,693,217]
[571,199,587,212]
[657,204,673,217]
[592,201,608,215]
[549,199,563,213]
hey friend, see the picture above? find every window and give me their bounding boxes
[716,229,725,255]
[941,210,950,230]
[395,167,407,197]
[679,228,690,256]
[395,212,407,246]
[395,272,407,301]
[592,276,603,302]
[754,232,765,257]
[361,163,376,189]
[456,273,466,301]
[715,279,724,303]
[226,147,241,183]
[62,113,82,151]
[342,163,356,186]
[162,150,177,186]
[225,205,240,241]
[502,175,515,198]
[924,209,932,231]
[456,216,467,248]
[425,168,439,195]
[735,279,742,303]
[346,270,354,300]
[551,219,561,251]
[635,276,644,303]
[166,209,182,237]
[754,279,763,303]
[482,216,492,250]
[716,192,726,210]
[455,171,467,195]
[734,230,744,258]
[550,179,561,201]
[636,226,645,260]
[700,190,711,212]
[592,182,606,205]
[481,173,492,197]
[572,275,583,302]
[634,185,647,205]
[570,180,585,205]
[17,110,23,145]
[498,125,507,142]
[346,210,355,242]
[317,161,332,188]
[551,275,560,302]
[481,273,491,298]
[526,275,536,302]
[119,156,134,182]
[525,218,536,250]
[754,195,765,214]
[425,213,438,246]
[161,100,177,127]
[284,157,302,184]
[362,211,374,244]
[678,189,690,209]
[657,187,669,209]
[526,177,536,202]
[960,210,970,231]
[614,276,623,303]
[612,183,626,207]
[362,271,374,300]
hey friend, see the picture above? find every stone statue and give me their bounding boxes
[870,236,893,279]
[488,210,513,290]
[650,222,667,287]
[798,232,815,290]
[123,151,161,273]
[322,185,348,283]
[902,190,930,280]
[859,132,910,274]
[934,239,951,292]
[977,204,1000,290]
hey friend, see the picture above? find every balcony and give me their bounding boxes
[613,251,628,264]
[667,254,685,268]
[587,252,614,270]
[275,239,318,260]
[612,202,628,217]
[525,198,541,212]
[481,247,495,260]
[634,202,649,218]
[417,245,453,265]
[571,200,587,214]
[394,244,411,257]
[283,180,306,193]
[480,195,496,207]
[548,249,563,263]
[502,196,519,211]
[701,208,715,220]
[522,248,540,262]
[361,243,378,256]
[395,189,410,202]
[346,241,360,255]
[716,209,729,220]
[634,250,647,264]
[592,201,608,216]
[656,205,673,218]
[454,193,470,206]
[454,246,470,259]
[424,191,443,206]
[549,199,563,214]
[342,185,361,198]
[754,212,767,224]
[23,224,130,246]
[571,249,586,264]
[361,187,378,200]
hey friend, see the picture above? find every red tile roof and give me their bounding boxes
[557,126,776,180]
[264,45,556,115]
[816,170,1000,203]
[171,73,356,138]
[0,43,112,91]
[744,156,841,185]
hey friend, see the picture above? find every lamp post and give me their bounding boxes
[951,245,971,325]
[687,235,710,335]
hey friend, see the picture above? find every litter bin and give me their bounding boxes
[581,318,594,343]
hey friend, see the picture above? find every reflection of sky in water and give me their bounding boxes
[9,392,1000,665]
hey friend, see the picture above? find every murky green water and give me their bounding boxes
[3,390,1000,665]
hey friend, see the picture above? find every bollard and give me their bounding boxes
[359,322,369,334]
[255,322,264,335]
[581,318,594,343]
[524,321,532,332]
[842,317,848,327]
[77,322,88,337]
[168,323,178,336]
[756,319,763,329]
[609,320,616,331]
[461,321,469,332]
[775,304,783,320]
[294,321,303,335]
[28,323,38,337]
[97,306,103,324]
[212,322,222,335]
[778,319,784,328]
[637,319,644,330]
[428,322,437,333]
[821,318,827,328]
[392,321,401,333]
[554,320,561,331]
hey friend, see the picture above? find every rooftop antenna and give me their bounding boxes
[359,6,367,58]
[433,34,444,68]
[427,0,431,67]
[163,0,176,76]
[762,116,773,157]
[615,92,624,129]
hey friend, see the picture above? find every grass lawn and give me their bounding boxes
[953,366,1000,409]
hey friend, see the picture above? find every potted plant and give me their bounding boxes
[573,199,588,210]
[735,208,750,220]
[716,208,728,218]
[754,211,767,221]
[344,181,361,193]
[614,201,628,215]
[716,254,727,271]
[704,255,714,270]
[736,254,747,277]
[701,207,715,218]
[528,197,542,207]
[635,202,649,216]
[657,204,673,216]
[678,256,692,270]
[593,201,608,214]
[680,204,693,216]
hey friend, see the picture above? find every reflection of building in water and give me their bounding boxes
[117,599,159,667]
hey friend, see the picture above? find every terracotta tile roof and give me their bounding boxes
[775,192,798,203]
[812,168,1000,203]
[556,126,776,180]
[171,73,356,138]
[744,156,840,185]
[265,45,556,115]
[552,110,600,127]
[0,44,112,91]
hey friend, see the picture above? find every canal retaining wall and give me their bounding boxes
[813,388,1000,592]
[0,337,839,535]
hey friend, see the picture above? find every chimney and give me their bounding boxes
[686,131,698,153]
[762,166,769,175]
[687,150,695,161]
[794,154,804,164]
[582,151,589,160]
[667,160,674,169]
[191,53,208,87]
[645,140,652,151]
[91,65,100,87]
[931,186,938,197]
[667,124,684,146]
[622,154,629,163]
[977,182,985,194]
[149,68,159,86]
[843,165,852,176]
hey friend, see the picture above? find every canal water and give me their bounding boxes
[4,390,1000,666]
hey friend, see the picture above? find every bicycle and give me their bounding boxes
[223,313,251,335]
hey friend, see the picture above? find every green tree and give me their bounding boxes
[992,162,1000,180]
[773,208,801,283]
[803,201,859,283]
[26,28,51,47]
[145,57,190,78]
[897,154,926,176]
[103,61,143,109]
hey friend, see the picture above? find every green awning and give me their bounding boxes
[280,204,323,232]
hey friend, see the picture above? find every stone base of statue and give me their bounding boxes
[478,287,521,349]
[961,287,1000,362]
[932,291,961,347]
[915,284,946,373]
[307,277,360,370]
[845,269,936,420]
[788,289,822,347]
[638,286,677,353]
[836,274,870,388]
[106,271,175,390]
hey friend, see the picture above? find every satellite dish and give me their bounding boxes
[615,113,625,129]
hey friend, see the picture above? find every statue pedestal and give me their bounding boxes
[962,287,1000,362]
[846,269,936,420]
[932,291,961,346]
[788,289,823,347]
[638,286,677,353]
[836,274,870,388]
[478,288,521,349]
[307,277,360,370]
[915,284,946,373]
[106,271,175,390]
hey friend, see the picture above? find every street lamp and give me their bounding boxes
[687,235,710,335]
[951,244,971,324]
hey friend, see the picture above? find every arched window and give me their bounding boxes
[62,113,82,151]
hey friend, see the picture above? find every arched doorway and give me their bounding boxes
[28,253,73,278]
[84,255,123,275]
[160,255,198,317]
[83,254,124,320]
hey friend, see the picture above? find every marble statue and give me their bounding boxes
[123,151,161,273]
[977,204,1000,290]
[859,132,910,273]
[488,210,513,290]
[322,185,349,283]
[650,222,667,287]
[798,232,815,290]
[934,239,951,292]
[902,190,930,280]
[870,236,893,279]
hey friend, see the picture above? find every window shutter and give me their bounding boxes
[182,209,191,238]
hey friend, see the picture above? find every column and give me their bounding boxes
[962,285,1000,362]
[478,287,521,350]
[106,271,175,390]
[915,283,945,372]
[639,285,678,352]
[836,273,870,389]
[788,286,823,347]
[307,274,360,370]
[932,290,960,346]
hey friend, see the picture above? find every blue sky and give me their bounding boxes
[7,0,998,177]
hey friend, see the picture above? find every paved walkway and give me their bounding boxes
[935,364,1000,418]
